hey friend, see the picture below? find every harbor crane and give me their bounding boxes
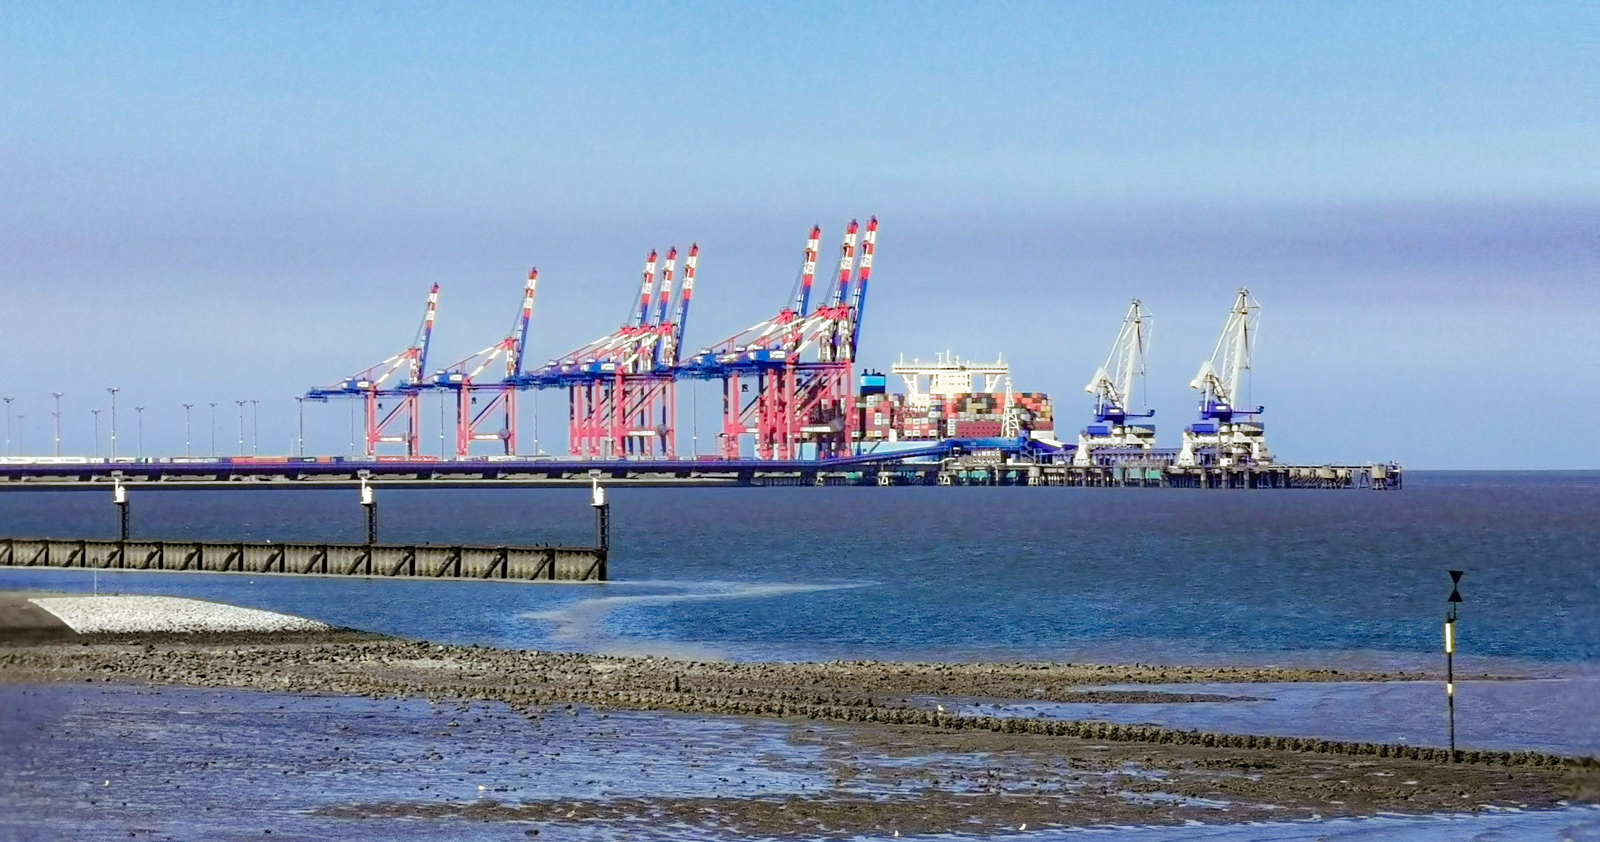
[1075,300,1156,466]
[513,245,696,458]
[1177,288,1270,468]
[306,284,438,458]
[429,269,538,457]
[679,218,875,460]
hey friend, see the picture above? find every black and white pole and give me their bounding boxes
[360,474,377,546]
[113,476,128,542]
[1445,569,1464,760]
[591,474,609,576]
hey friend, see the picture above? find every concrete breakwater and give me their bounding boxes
[0,538,606,581]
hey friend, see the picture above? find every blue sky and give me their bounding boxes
[1,1,1594,467]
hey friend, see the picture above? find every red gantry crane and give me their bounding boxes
[428,269,538,458]
[679,218,876,460]
[511,245,697,459]
[306,284,439,458]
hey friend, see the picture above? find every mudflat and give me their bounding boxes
[2,633,1594,837]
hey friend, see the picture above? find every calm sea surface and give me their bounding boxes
[0,471,1596,670]
[4,472,1598,840]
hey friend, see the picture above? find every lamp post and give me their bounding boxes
[250,399,259,456]
[296,397,305,457]
[135,407,145,458]
[107,387,119,460]
[182,404,194,457]
[1445,570,1464,760]
[235,400,246,456]
[209,402,217,457]
[52,393,63,457]
[3,397,13,456]
[91,410,101,458]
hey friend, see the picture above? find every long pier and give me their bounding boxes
[0,480,613,582]
[0,537,606,582]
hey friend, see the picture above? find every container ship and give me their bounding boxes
[858,353,1053,442]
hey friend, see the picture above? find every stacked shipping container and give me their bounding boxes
[856,391,1053,441]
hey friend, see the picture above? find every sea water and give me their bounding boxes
[1,471,1595,670]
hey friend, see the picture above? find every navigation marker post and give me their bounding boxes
[112,474,128,542]
[359,473,377,546]
[590,470,609,579]
[1445,570,1463,760]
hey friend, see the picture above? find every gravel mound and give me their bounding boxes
[28,596,330,635]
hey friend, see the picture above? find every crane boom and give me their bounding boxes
[510,268,538,377]
[654,247,678,326]
[304,282,439,459]
[431,269,541,384]
[848,216,878,358]
[666,243,698,365]
[827,220,859,307]
[315,283,439,391]
[794,225,821,316]
[414,283,439,383]
[633,251,657,328]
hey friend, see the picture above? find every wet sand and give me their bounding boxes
[2,632,1595,837]
[310,717,1596,836]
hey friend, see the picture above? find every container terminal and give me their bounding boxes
[0,219,1398,490]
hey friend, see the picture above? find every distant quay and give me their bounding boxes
[0,447,1400,490]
